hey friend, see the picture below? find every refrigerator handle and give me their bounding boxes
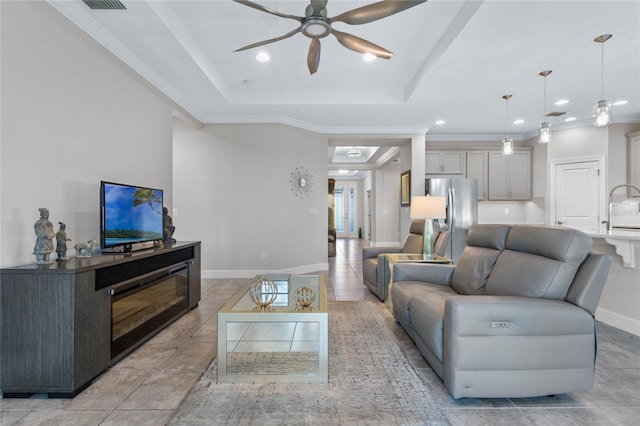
[448,188,455,230]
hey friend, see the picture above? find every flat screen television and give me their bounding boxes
[100,181,164,252]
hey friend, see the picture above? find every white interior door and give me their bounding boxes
[334,182,358,238]
[553,160,602,232]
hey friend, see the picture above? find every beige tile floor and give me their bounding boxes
[1,238,638,425]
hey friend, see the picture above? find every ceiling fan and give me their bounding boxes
[233,0,428,74]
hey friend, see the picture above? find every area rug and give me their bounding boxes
[168,301,450,425]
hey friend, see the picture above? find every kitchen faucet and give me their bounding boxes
[606,183,640,231]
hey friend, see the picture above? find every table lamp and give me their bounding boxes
[410,195,446,259]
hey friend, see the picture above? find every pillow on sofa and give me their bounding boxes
[484,226,593,300]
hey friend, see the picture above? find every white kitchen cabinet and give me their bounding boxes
[488,150,531,200]
[466,151,488,200]
[426,151,465,174]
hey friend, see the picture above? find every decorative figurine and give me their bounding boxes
[249,277,278,311]
[55,222,71,261]
[75,238,97,258]
[163,207,176,244]
[33,207,55,264]
[295,286,316,311]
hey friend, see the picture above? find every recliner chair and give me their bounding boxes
[362,220,450,301]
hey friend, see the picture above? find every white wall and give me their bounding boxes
[372,161,402,246]
[0,1,173,267]
[172,120,328,276]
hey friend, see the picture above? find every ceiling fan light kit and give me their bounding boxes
[232,0,428,74]
[347,148,361,158]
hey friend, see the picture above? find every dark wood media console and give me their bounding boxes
[0,241,201,397]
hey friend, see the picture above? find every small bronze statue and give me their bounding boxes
[33,208,55,264]
[55,222,72,261]
[163,207,176,244]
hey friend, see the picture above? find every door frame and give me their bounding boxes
[549,155,607,232]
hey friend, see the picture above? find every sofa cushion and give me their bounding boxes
[393,281,457,326]
[362,258,378,285]
[449,224,509,295]
[466,224,511,250]
[450,246,501,295]
[505,226,592,266]
[401,220,426,253]
[484,226,593,300]
[410,291,456,363]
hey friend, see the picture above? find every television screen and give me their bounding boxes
[100,181,164,250]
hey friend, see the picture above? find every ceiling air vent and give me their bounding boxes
[546,112,567,117]
[82,0,126,10]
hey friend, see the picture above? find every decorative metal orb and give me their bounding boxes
[249,277,278,311]
[295,286,316,311]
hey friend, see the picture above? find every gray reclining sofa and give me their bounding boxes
[391,224,612,399]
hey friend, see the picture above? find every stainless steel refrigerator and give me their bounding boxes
[425,178,478,263]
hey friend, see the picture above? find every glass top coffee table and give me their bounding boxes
[217,274,328,384]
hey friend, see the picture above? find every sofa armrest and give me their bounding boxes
[442,295,596,399]
[362,246,401,259]
[444,295,594,335]
[393,263,455,286]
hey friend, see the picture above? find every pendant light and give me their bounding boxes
[593,34,613,127]
[501,94,513,155]
[539,70,552,144]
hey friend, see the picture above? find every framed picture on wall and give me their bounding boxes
[401,170,411,206]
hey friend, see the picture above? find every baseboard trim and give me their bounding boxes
[595,307,640,337]
[202,263,329,279]
[371,242,401,248]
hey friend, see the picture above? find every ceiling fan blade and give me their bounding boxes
[310,0,328,15]
[234,27,302,52]
[330,0,427,25]
[307,38,321,74]
[331,28,392,59]
[232,0,303,22]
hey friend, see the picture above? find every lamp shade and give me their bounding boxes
[410,196,446,219]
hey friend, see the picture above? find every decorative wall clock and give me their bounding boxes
[290,166,314,198]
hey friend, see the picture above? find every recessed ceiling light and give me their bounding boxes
[565,117,577,122]
[513,119,524,125]
[435,119,446,125]
[613,100,628,106]
[362,53,376,62]
[338,170,349,174]
[255,52,270,62]
[555,99,570,106]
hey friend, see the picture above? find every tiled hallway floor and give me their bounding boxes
[0,238,638,425]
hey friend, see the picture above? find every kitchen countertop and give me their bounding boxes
[587,229,640,241]
[587,229,640,268]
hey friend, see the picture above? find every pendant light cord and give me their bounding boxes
[544,76,547,117]
[600,40,605,100]
[505,97,510,139]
